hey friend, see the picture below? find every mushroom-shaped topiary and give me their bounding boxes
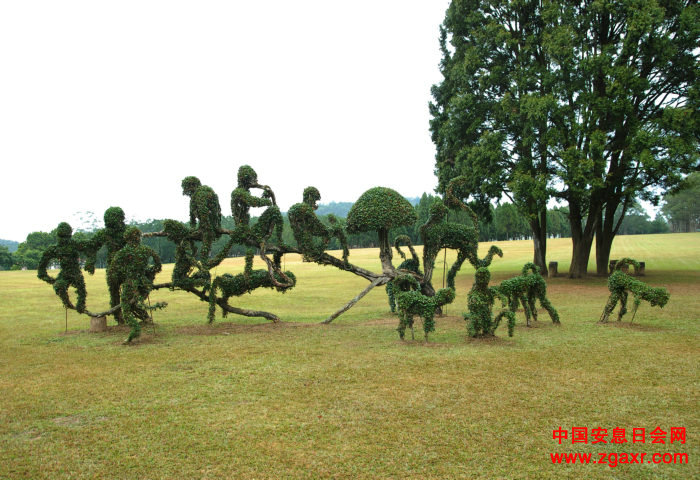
[346,187,417,273]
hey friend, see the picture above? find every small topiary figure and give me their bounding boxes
[346,187,417,274]
[181,176,222,259]
[497,263,560,326]
[288,186,349,263]
[600,258,670,323]
[84,206,128,323]
[386,235,422,313]
[230,165,283,247]
[162,219,211,290]
[38,222,89,313]
[391,274,455,341]
[108,227,164,342]
[207,261,296,323]
[464,267,515,337]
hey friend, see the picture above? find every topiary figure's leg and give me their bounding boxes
[386,283,396,313]
[397,312,408,340]
[617,291,628,322]
[599,293,619,323]
[521,294,533,327]
[540,295,560,324]
[74,275,87,314]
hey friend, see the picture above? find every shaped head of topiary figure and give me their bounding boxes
[237,165,261,189]
[346,187,417,274]
[303,186,321,210]
[104,207,125,231]
[181,176,201,197]
[55,222,72,243]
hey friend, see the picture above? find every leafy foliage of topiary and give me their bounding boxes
[288,186,348,264]
[600,258,670,323]
[84,207,127,322]
[107,227,164,342]
[391,274,455,341]
[496,263,560,326]
[464,267,515,337]
[38,222,89,313]
[386,235,422,313]
[182,176,222,260]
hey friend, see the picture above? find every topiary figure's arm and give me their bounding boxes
[37,246,58,284]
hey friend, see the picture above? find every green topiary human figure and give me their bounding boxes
[464,267,515,337]
[162,219,211,290]
[181,176,222,260]
[230,165,283,248]
[84,207,127,323]
[37,222,88,313]
[288,186,349,263]
[600,258,670,323]
[108,227,164,342]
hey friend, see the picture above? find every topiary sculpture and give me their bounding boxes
[496,263,560,326]
[391,274,455,341]
[84,207,128,323]
[386,235,422,313]
[230,165,284,247]
[181,176,222,260]
[346,186,417,275]
[600,258,670,323]
[38,222,89,313]
[108,227,165,342]
[288,186,348,264]
[464,267,515,337]
[421,176,503,295]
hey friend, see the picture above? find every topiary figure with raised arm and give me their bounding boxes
[38,222,89,314]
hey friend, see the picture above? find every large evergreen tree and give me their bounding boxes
[431,0,699,277]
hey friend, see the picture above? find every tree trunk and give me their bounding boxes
[595,195,629,276]
[530,213,548,276]
[568,200,599,278]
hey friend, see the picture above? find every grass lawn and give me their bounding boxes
[0,233,698,479]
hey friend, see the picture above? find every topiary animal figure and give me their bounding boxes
[420,200,503,290]
[464,267,515,337]
[37,222,89,313]
[391,274,455,341]
[288,186,349,263]
[496,263,560,326]
[181,176,222,260]
[386,235,422,313]
[108,227,164,342]
[600,258,670,323]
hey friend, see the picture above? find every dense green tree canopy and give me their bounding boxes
[431,0,699,277]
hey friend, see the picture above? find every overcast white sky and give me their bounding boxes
[0,1,451,241]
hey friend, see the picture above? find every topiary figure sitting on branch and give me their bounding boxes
[600,258,670,323]
[391,274,455,341]
[464,267,515,338]
[288,186,349,264]
[496,263,560,327]
[181,176,222,260]
[38,222,89,314]
[108,227,165,342]
[231,165,284,248]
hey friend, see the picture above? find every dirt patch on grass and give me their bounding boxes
[600,321,667,332]
[52,415,85,427]
[177,321,314,336]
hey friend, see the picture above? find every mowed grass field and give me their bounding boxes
[0,233,698,479]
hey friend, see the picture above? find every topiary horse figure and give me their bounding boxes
[496,263,560,327]
[600,258,670,323]
[391,274,455,341]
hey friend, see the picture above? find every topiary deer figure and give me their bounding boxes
[600,258,670,323]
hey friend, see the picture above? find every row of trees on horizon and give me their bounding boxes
[1,183,692,271]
